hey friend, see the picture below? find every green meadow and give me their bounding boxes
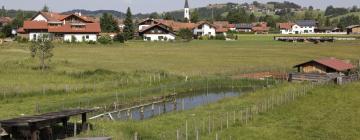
[0,35,360,139]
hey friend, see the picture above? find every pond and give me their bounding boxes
[108,88,252,121]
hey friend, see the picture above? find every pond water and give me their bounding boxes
[110,88,250,121]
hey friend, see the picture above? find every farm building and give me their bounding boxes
[346,25,360,34]
[193,21,217,37]
[138,23,176,41]
[293,58,354,74]
[17,12,101,42]
[290,58,356,83]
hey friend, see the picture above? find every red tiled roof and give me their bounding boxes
[17,27,25,33]
[48,23,101,33]
[228,24,236,28]
[252,22,270,32]
[315,58,355,71]
[278,22,295,30]
[295,58,355,72]
[23,21,48,30]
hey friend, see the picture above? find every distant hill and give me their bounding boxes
[63,9,126,18]
[330,12,360,21]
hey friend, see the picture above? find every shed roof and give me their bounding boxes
[294,58,355,72]
[0,109,93,127]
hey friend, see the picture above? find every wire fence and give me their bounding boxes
[130,83,320,140]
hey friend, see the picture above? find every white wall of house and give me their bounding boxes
[33,14,48,22]
[29,32,43,41]
[281,24,315,34]
[64,34,97,42]
[143,34,175,41]
[193,24,216,36]
[139,25,151,31]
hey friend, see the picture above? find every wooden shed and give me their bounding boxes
[347,25,360,34]
[293,58,354,74]
[290,58,356,83]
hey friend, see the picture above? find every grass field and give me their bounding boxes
[0,35,360,139]
[201,82,360,140]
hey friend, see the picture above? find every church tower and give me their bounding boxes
[184,0,190,21]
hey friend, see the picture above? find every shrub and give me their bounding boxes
[164,36,168,41]
[87,40,97,44]
[98,35,113,44]
[215,34,226,40]
[0,32,5,38]
[177,29,193,42]
[113,33,125,43]
[71,35,77,42]
[15,36,29,43]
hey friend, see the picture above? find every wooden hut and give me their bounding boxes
[347,25,360,34]
[290,58,355,82]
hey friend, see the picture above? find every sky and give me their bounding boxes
[1,0,360,14]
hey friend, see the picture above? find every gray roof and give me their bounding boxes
[235,23,253,29]
[295,20,317,27]
[346,25,360,29]
[185,0,189,8]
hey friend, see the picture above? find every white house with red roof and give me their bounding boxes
[17,12,101,42]
[138,23,176,41]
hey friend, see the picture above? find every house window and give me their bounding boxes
[158,36,164,40]
[304,30,308,33]
[151,30,155,33]
[146,37,151,41]
[86,35,89,39]
[33,34,37,40]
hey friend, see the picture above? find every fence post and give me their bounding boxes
[134,132,138,140]
[74,121,77,137]
[185,120,188,140]
[176,129,179,140]
[226,112,229,129]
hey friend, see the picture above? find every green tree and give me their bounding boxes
[149,12,159,19]
[123,7,134,40]
[338,15,360,29]
[0,6,6,17]
[177,29,193,42]
[249,13,256,22]
[1,24,12,37]
[163,12,173,20]
[11,11,25,28]
[100,13,120,33]
[29,34,55,72]
[42,5,49,12]
[190,10,199,23]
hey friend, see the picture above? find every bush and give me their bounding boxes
[98,35,113,44]
[71,35,77,42]
[0,32,5,38]
[15,36,29,43]
[87,40,97,44]
[215,34,226,40]
[113,33,125,43]
[177,29,193,42]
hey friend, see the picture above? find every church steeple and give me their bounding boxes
[184,0,190,21]
[184,0,189,8]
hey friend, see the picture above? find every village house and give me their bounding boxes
[235,23,253,32]
[252,22,270,34]
[346,25,360,34]
[17,12,101,42]
[138,23,176,41]
[278,20,317,34]
[193,21,216,37]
